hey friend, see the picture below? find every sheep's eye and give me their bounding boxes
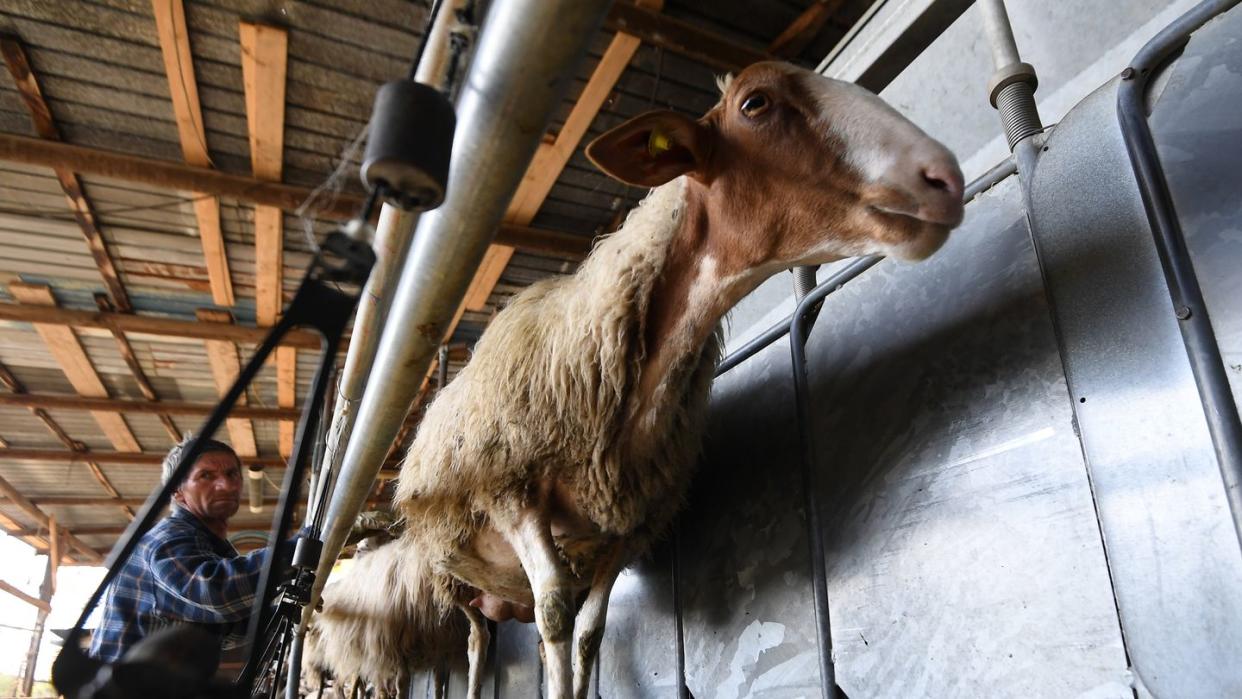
[740,92,770,117]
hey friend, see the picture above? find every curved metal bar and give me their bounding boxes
[1116,0,1242,547]
[788,265,859,699]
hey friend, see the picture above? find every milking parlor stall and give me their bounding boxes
[0,0,1238,697]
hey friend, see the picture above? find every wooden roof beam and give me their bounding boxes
[769,0,847,58]
[0,393,299,420]
[152,0,235,307]
[0,447,284,467]
[239,21,295,459]
[94,294,182,443]
[195,309,257,458]
[18,495,386,508]
[0,301,326,349]
[0,37,132,312]
[0,473,103,564]
[604,1,773,73]
[9,283,142,454]
[0,361,133,518]
[0,135,592,258]
[0,580,50,612]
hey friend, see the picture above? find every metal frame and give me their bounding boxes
[1116,0,1242,547]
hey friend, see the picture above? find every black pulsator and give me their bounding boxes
[361,80,456,211]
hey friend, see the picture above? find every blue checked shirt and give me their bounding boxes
[89,508,266,663]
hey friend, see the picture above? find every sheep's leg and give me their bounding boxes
[433,664,448,699]
[458,603,491,699]
[498,510,575,699]
[571,542,625,699]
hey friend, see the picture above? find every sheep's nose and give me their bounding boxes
[913,156,965,226]
[922,162,964,202]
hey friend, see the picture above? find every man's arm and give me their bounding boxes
[147,529,267,624]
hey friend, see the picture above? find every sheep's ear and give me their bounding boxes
[586,110,711,187]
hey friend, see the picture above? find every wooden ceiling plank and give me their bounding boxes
[94,294,182,444]
[768,0,847,58]
[151,0,235,306]
[0,360,133,518]
[0,473,103,564]
[0,38,133,312]
[195,309,258,458]
[603,0,773,72]
[0,447,284,467]
[8,283,142,453]
[0,393,299,420]
[0,302,326,349]
[0,135,589,257]
[239,20,293,458]
[0,580,51,612]
[0,510,50,552]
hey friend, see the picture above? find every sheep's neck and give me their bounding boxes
[633,180,763,416]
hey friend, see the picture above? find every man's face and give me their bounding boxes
[173,450,243,521]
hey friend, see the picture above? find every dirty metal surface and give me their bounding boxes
[803,175,1129,697]
[679,336,824,698]
[1027,16,1242,695]
[1150,7,1242,418]
[598,540,680,698]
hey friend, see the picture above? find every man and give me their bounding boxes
[89,436,267,663]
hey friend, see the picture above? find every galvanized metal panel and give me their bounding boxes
[1149,7,1242,415]
[1027,34,1242,697]
[598,540,679,698]
[681,337,822,698]
[806,176,1129,697]
[493,621,543,697]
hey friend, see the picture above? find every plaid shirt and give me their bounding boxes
[89,508,266,663]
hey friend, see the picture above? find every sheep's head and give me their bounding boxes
[587,61,963,266]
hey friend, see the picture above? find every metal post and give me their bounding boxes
[978,0,1043,156]
[306,0,614,629]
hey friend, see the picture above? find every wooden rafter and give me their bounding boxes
[0,37,132,312]
[0,447,283,467]
[0,580,50,612]
[769,0,847,57]
[151,0,235,306]
[9,283,142,454]
[0,134,592,257]
[0,509,48,552]
[94,294,182,443]
[0,472,102,564]
[195,309,258,458]
[604,0,772,72]
[15,495,386,508]
[0,393,299,420]
[0,302,326,348]
[239,20,295,458]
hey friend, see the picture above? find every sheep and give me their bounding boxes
[309,61,965,699]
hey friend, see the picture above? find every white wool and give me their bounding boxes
[315,179,725,686]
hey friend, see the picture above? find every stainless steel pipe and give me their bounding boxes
[977,0,1022,69]
[307,0,471,535]
[306,0,613,624]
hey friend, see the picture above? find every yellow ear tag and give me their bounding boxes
[648,129,672,157]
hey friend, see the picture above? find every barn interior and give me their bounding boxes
[0,0,1239,697]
